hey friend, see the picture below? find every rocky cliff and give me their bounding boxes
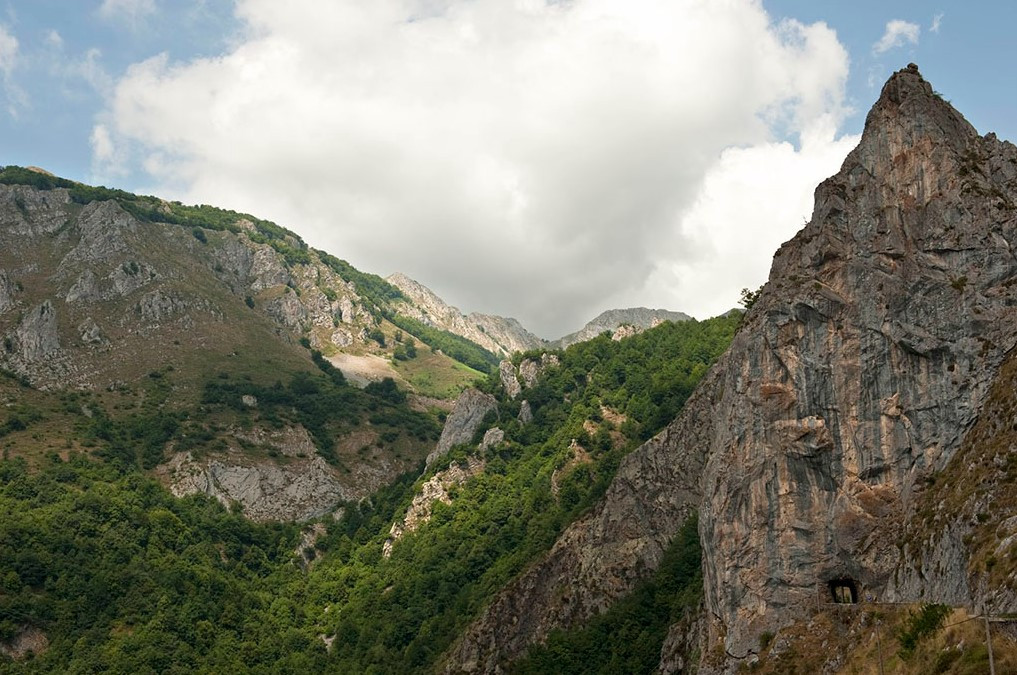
[553,307,692,349]
[387,272,545,356]
[443,65,1017,672]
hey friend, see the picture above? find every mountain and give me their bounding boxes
[388,272,695,355]
[0,169,488,520]
[5,64,1016,674]
[386,272,545,357]
[443,64,1017,673]
[552,307,693,349]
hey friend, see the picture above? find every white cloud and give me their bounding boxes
[68,48,114,95]
[930,12,943,34]
[639,118,860,319]
[873,19,920,54]
[98,0,157,26]
[0,24,18,75]
[45,29,63,49]
[0,23,26,117]
[98,0,855,337]
[91,124,115,162]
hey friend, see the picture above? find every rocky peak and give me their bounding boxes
[442,65,1017,673]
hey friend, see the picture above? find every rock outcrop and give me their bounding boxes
[442,65,1017,673]
[426,388,498,467]
[498,354,560,400]
[383,456,486,558]
[165,451,350,522]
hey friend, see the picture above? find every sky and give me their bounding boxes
[1,1,1015,339]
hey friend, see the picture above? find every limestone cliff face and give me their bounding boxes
[387,272,545,356]
[698,64,1017,661]
[443,65,1017,672]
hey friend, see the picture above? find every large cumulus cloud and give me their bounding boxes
[95,0,857,337]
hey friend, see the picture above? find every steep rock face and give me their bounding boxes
[443,65,1017,673]
[0,271,17,313]
[698,64,1017,661]
[553,307,691,349]
[387,272,544,356]
[887,346,1017,612]
[426,388,498,467]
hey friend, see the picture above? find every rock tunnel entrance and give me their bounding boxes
[828,578,859,604]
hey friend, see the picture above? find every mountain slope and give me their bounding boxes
[443,64,1017,673]
[387,272,545,357]
[0,170,459,520]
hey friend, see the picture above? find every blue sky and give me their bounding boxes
[0,1,1014,337]
[765,1,1017,142]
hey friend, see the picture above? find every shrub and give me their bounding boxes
[897,603,951,659]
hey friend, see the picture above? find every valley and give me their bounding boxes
[2,64,1017,674]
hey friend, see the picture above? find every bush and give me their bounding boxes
[897,603,951,659]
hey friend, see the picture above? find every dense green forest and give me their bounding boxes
[0,314,738,672]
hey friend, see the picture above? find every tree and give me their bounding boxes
[739,286,762,310]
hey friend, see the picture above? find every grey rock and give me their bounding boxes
[61,200,136,264]
[479,427,504,450]
[0,183,69,237]
[388,272,545,357]
[15,301,60,362]
[166,452,350,522]
[698,65,1017,661]
[517,400,532,425]
[264,290,307,331]
[0,271,17,313]
[499,360,522,399]
[77,318,107,345]
[136,290,187,323]
[248,244,292,291]
[518,353,559,388]
[65,270,100,304]
[108,261,157,298]
[426,388,498,467]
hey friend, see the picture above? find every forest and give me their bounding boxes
[0,314,738,673]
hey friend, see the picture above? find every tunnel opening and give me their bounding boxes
[828,577,859,604]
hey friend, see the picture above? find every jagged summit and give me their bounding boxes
[867,64,976,140]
